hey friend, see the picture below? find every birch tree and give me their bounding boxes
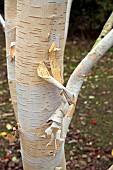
[1,0,113,169]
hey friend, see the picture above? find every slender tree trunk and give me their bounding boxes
[5,0,18,120]
[15,0,71,169]
[0,14,5,31]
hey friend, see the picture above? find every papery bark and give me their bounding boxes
[43,30,113,149]
[15,0,72,169]
[5,1,113,169]
[67,29,113,97]
[63,29,113,131]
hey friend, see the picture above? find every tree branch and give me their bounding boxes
[63,29,113,138]
[66,29,113,97]
[44,28,113,143]
[93,11,113,47]
[5,0,17,120]
[108,165,113,170]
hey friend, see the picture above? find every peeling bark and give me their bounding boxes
[49,42,62,84]
[15,0,70,169]
[62,29,113,135]
[43,30,113,158]
[5,1,113,169]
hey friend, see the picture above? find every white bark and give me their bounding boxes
[66,29,113,97]
[15,0,72,169]
[64,0,73,47]
[108,165,113,170]
[93,11,113,47]
[62,29,113,137]
[43,29,113,144]
[5,1,113,169]
[0,14,5,31]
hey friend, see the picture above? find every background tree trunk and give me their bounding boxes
[5,0,18,120]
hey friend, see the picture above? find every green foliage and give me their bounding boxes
[69,0,113,39]
[0,0,4,13]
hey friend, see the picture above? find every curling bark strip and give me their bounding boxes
[41,29,113,145]
[4,1,113,169]
[15,0,71,169]
[5,0,18,120]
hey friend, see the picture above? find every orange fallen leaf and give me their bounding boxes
[87,147,95,152]
[7,134,15,143]
[90,119,97,125]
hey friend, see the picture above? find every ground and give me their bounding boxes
[0,27,113,169]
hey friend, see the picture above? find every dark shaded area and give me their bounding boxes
[0,0,4,13]
[0,0,113,39]
[68,0,113,40]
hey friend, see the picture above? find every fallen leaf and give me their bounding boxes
[0,132,7,137]
[6,123,13,130]
[86,147,95,152]
[108,75,113,79]
[2,155,11,161]
[7,134,15,143]
[12,156,17,162]
[90,119,97,125]
[89,96,95,99]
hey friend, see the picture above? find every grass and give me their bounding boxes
[64,40,113,169]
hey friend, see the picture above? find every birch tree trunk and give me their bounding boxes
[5,0,18,120]
[15,0,72,169]
[4,0,113,169]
